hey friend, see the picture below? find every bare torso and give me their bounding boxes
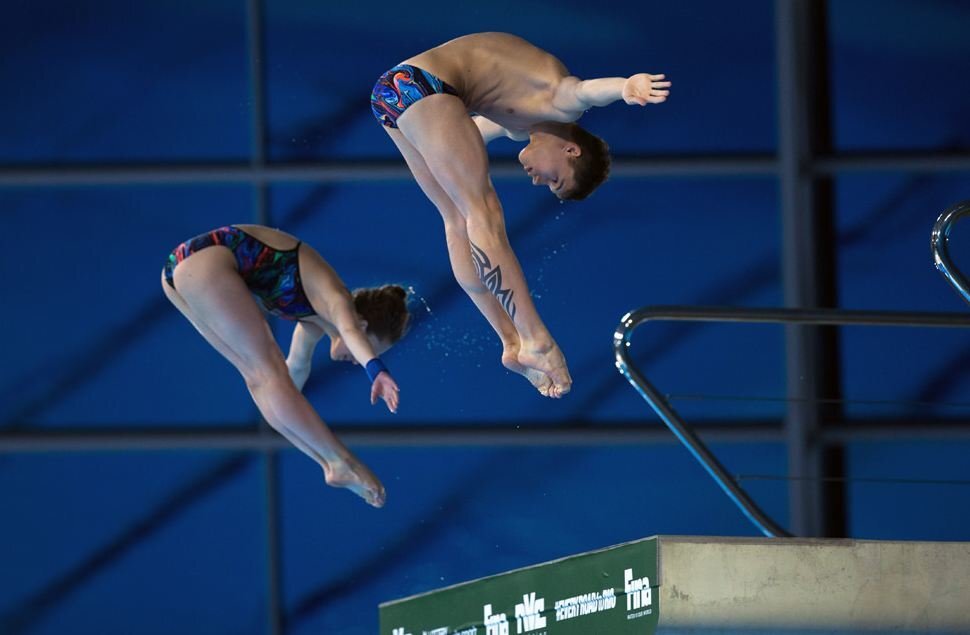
[402,32,578,132]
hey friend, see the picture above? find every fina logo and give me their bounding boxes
[514,592,547,633]
[624,568,652,611]
[484,604,510,635]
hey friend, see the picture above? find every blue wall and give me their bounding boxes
[2,1,970,633]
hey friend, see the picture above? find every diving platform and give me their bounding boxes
[379,535,970,634]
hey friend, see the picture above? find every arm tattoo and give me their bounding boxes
[470,241,517,320]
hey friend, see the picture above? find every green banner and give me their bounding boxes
[379,537,659,635]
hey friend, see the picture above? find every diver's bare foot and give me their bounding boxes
[517,340,572,398]
[323,456,386,508]
[502,348,554,396]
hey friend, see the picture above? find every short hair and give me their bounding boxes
[563,124,611,201]
[352,284,411,343]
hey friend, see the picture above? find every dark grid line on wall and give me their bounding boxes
[243,0,284,633]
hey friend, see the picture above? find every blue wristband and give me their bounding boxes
[365,358,388,383]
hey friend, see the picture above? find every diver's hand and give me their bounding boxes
[370,372,400,413]
[622,73,671,106]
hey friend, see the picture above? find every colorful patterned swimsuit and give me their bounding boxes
[370,64,460,129]
[163,226,317,320]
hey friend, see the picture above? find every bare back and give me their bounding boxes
[234,224,299,250]
[403,32,576,131]
[234,225,349,334]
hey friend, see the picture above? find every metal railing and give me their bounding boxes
[613,306,970,537]
[932,200,970,306]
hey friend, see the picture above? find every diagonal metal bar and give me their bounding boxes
[299,193,565,395]
[614,305,970,538]
[1,298,174,426]
[914,342,970,407]
[574,169,959,418]
[932,200,970,306]
[572,260,779,417]
[277,185,336,229]
[0,455,252,635]
[0,110,362,427]
[285,447,573,629]
[269,97,385,162]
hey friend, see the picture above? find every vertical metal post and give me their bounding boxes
[776,0,828,537]
[246,0,283,633]
[807,1,847,536]
[247,0,270,225]
[262,451,284,635]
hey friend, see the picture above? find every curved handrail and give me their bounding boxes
[614,306,970,538]
[932,200,970,306]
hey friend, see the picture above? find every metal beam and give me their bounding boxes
[0,424,771,452]
[0,157,773,187]
[815,153,970,174]
[4,420,970,452]
[0,162,406,186]
[3,153,970,188]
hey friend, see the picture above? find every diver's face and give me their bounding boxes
[518,137,579,198]
[329,332,392,363]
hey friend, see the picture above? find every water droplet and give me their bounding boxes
[408,285,434,315]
